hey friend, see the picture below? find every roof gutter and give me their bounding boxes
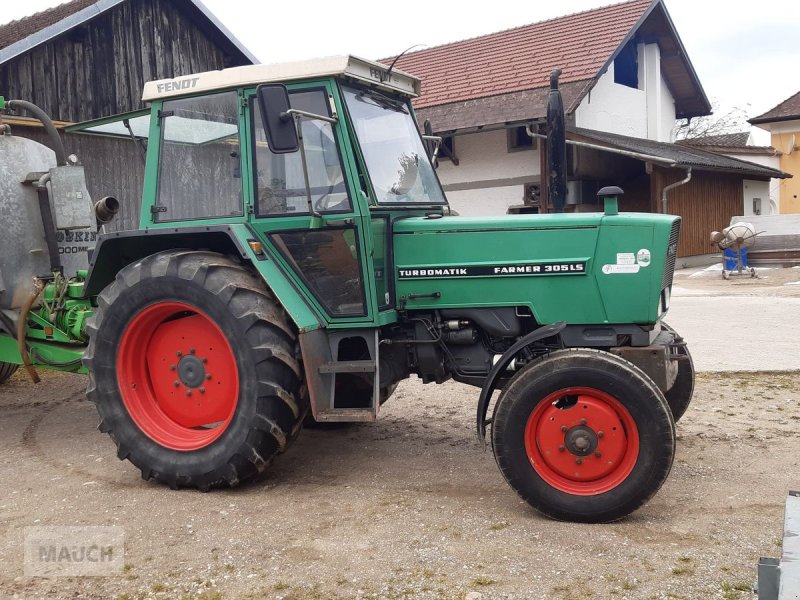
[662,167,692,214]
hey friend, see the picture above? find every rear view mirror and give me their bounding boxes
[257,84,299,154]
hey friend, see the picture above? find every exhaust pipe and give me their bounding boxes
[95,196,119,227]
[546,69,567,213]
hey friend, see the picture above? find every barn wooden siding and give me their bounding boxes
[650,167,744,257]
[0,0,236,123]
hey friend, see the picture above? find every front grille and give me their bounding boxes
[662,218,681,290]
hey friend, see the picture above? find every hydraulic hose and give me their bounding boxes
[6,99,67,166]
[17,279,45,384]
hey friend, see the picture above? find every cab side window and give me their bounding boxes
[253,89,351,215]
[156,92,242,221]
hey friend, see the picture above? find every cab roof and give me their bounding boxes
[142,55,420,102]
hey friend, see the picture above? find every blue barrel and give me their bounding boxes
[724,247,748,270]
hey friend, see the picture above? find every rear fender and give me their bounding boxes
[84,224,323,333]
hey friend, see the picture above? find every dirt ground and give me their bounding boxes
[1,269,799,600]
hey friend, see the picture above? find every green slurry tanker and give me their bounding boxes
[0,56,693,523]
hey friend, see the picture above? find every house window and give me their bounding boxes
[614,39,639,89]
[507,126,536,152]
[439,136,455,161]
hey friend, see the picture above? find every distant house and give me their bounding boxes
[0,0,256,231]
[383,0,788,258]
[680,133,782,216]
[750,91,800,214]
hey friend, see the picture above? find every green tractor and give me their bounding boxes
[0,56,693,522]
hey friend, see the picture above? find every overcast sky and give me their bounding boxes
[2,0,798,139]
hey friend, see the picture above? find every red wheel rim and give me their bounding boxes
[524,387,639,495]
[116,301,239,451]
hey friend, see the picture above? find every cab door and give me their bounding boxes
[244,82,377,326]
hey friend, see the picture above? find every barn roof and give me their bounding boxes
[0,0,258,66]
[382,0,711,132]
[572,127,790,179]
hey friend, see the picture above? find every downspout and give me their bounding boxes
[662,167,692,214]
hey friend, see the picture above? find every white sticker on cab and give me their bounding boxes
[616,253,636,265]
[602,264,641,274]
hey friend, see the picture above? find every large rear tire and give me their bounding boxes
[0,362,18,384]
[662,323,695,422]
[491,348,675,523]
[84,250,307,490]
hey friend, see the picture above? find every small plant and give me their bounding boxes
[471,575,496,587]
[621,579,637,590]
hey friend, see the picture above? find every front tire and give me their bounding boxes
[84,250,307,490]
[491,348,675,523]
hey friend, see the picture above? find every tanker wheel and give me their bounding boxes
[84,250,307,490]
[661,323,695,422]
[491,348,675,523]
[0,362,18,384]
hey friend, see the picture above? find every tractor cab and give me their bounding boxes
[136,56,445,328]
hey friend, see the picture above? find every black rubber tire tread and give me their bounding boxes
[83,250,307,490]
[0,361,18,384]
[661,323,695,422]
[491,348,676,523]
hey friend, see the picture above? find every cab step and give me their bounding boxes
[313,408,377,422]
[318,360,376,374]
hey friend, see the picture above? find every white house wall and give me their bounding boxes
[436,128,540,215]
[725,153,782,213]
[574,43,676,142]
[742,179,773,216]
[446,185,527,216]
[659,75,677,142]
[574,62,648,139]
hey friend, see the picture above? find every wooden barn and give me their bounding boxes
[0,0,256,231]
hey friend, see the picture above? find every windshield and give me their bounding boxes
[342,85,446,206]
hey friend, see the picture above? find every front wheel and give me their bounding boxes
[84,250,307,490]
[491,348,675,523]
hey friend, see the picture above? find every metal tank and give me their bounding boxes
[0,133,54,309]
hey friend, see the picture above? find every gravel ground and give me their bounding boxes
[668,265,800,371]
[1,269,799,600]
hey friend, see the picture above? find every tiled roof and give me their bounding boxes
[382,0,652,109]
[678,132,778,157]
[415,81,591,133]
[681,132,750,147]
[750,91,800,124]
[572,127,790,179]
[0,0,95,50]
